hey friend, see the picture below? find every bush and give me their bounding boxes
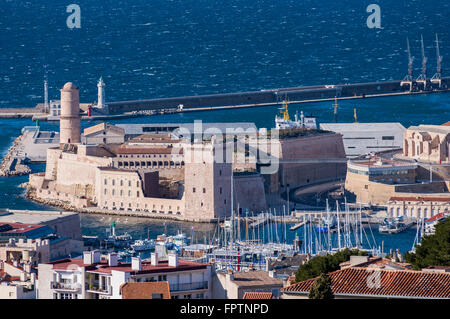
[295,248,368,282]
[405,218,450,270]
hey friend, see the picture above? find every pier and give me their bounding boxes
[2,78,450,120]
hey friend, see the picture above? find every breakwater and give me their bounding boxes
[106,78,450,114]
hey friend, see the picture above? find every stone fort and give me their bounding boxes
[28,82,346,222]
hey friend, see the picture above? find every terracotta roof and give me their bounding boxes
[282,267,450,299]
[442,121,450,126]
[0,222,47,234]
[243,292,274,299]
[389,196,450,203]
[120,282,171,299]
[116,147,183,155]
[425,211,449,223]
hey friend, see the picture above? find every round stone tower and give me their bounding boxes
[60,82,81,145]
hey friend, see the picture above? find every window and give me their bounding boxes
[193,188,196,193]
[152,293,163,299]
[382,136,395,140]
[203,188,206,193]
[158,275,167,281]
[104,179,107,185]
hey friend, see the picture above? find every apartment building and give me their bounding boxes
[37,250,212,299]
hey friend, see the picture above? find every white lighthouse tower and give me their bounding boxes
[96,76,108,113]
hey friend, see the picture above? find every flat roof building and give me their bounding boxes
[319,122,405,158]
[37,251,212,299]
[212,270,283,299]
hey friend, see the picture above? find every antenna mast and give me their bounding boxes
[43,65,49,113]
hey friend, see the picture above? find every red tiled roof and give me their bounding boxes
[442,121,450,126]
[120,282,171,299]
[116,147,183,155]
[425,212,449,223]
[243,292,274,299]
[282,267,450,299]
[389,196,450,202]
[0,222,46,234]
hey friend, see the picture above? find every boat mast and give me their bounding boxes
[336,201,341,251]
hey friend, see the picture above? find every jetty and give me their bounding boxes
[2,78,450,120]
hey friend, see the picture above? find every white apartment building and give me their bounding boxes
[37,250,211,299]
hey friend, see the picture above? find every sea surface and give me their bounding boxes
[0,0,449,253]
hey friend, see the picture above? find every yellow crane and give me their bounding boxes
[333,97,339,123]
[280,100,290,121]
[354,107,358,123]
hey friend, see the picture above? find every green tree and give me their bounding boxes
[308,273,334,299]
[405,218,450,270]
[295,248,367,282]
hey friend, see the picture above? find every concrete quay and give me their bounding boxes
[0,106,46,119]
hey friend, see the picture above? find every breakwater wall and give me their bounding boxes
[107,78,450,114]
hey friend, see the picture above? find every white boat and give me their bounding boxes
[131,239,155,252]
[105,221,133,248]
[379,217,407,234]
[275,101,317,130]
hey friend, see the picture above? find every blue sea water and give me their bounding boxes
[0,0,449,107]
[0,0,449,253]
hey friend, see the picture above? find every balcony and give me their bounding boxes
[51,281,81,292]
[85,283,111,295]
[170,281,208,292]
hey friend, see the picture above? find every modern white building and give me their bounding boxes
[319,122,405,158]
[37,250,212,299]
[49,100,61,118]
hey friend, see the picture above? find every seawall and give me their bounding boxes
[107,78,450,114]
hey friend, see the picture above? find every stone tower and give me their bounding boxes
[60,82,81,145]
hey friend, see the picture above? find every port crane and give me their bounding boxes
[416,35,428,90]
[431,33,443,88]
[401,37,415,91]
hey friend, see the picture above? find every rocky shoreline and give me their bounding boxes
[24,184,217,224]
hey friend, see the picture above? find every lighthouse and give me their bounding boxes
[97,76,108,113]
